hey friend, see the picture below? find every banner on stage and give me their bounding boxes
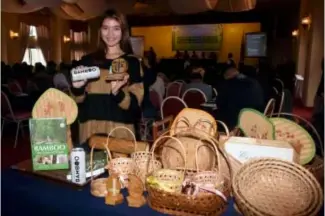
[172,24,223,51]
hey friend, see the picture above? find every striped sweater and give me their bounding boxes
[70,53,144,146]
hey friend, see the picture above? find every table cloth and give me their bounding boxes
[2,169,239,216]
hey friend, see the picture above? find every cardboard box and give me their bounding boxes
[224,137,299,164]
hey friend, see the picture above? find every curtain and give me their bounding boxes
[35,25,50,61]
[70,30,89,60]
[19,23,30,62]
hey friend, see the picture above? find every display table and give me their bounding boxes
[2,169,239,216]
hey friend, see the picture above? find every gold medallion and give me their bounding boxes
[111,58,128,74]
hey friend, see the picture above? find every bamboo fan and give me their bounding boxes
[270,117,316,165]
[238,108,275,140]
[32,88,78,152]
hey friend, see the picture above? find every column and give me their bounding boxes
[88,18,100,53]
[1,20,8,63]
[301,0,324,107]
[50,15,63,63]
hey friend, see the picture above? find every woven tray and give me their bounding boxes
[232,158,323,216]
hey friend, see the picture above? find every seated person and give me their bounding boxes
[182,70,213,101]
[215,65,264,130]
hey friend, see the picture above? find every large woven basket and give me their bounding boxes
[232,158,323,216]
[90,143,110,197]
[105,126,137,188]
[147,135,230,216]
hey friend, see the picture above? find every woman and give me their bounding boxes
[70,9,144,147]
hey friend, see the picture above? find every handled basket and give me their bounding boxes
[232,158,323,216]
[147,134,230,216]
[90,143,110,197]
[131,150,162,186]
[162,117,220,173]
[105,126,137,188]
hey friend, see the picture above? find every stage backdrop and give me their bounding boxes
[171,24,223,51]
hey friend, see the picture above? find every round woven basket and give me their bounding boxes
[147,135,230,216]
[90,143,110,197]
[105,126,137,188]
[232,158,323,216]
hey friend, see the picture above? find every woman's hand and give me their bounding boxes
[72,66,87,88]
[72,80,87,88]
[111,75,129,95]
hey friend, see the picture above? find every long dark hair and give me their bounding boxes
[94,9,133,61]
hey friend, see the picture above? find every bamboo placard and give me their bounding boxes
[32,88,78,153]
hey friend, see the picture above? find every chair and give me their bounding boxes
[166,82,183,97]
[152,115,174,141]
[213,87,218,97]
[7,80,25,96]
[182,88,207,109]
[264,98,276,116]
[1,92,31,148]
[174,80,186,84]
[160,96,187,119]
[277,91,285,116]
[149,89,162,110]
[272,87,279,95]
[274,78,284,93]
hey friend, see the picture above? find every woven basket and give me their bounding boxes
[147,135,230,216]
[232,158,323,216]
[131,150,162,186]
[90,143,110,197]
[162,120,218,172]
[105,126,137,188]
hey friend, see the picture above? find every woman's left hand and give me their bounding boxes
[111,75,129,95]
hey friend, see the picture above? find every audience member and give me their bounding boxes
[150,73,165,102]
[227,52,236,67]
[201,52,206,59]
[276,57,295,94]
[141,59,158,119]
[215,65,264,130]
[53,63,70,90]
[191,51,198,59]
[174,50,182,59]
[183,50,190,60]
[148,47,157,68]
[183,69,213,101]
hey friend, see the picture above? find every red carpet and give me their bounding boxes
[293,99,314,121]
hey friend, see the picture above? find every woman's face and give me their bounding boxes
[100,18,122,48]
